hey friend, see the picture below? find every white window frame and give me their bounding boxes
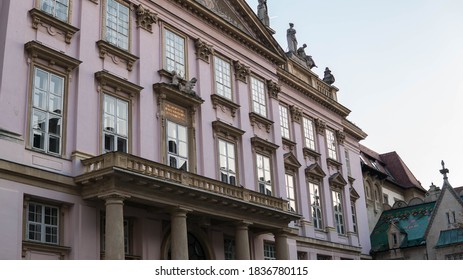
[214,56,232,100]
[250,76,267,117]
[263,242,276,260]
[303,116,316,150]
[218,139,237,185]
[345,150,352,177]
[326,129,338,161]
[31,67,65,156]
[285,173,296,212]
[105,0,130,51]
[103,94,128,153]
[309,182,323,230]
[332,190,345,235]
[279,104,290,139]
[167,120,189,171]
[26,202,59,245]
[40,0,70,22]
[256,153,272,196]
[351,202,357,233]
[164,29,186,78]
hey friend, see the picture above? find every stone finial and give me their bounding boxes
[233,60,250,83]
[286,23,297,53]
[266,79,280,99]
[257,0,269,26]
[315,118,326,135]
[440,160,449,179]
[136,4,158,32]
[289,105,302,124]
[194,38,214,63]
[323,67,335,85]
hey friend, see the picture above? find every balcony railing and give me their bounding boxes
[80,152,288,212]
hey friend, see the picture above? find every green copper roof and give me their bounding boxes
[370,202,435,252]
[436,228,463,248]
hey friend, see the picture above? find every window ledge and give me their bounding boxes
[211,94,240,117]
[22,240,71,259]
[29,8,79,44]
[303,147,321,160]
[282,137,297,150]
[96,40,139,71]
[249,112,273,133]
[25,41,82,72]
[327,157,342,168]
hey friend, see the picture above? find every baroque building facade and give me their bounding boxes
[0,0,369,260]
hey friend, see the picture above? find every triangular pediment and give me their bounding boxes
[329,173,348,188]
[305,163,326,180]
[350,186,360,201]
[284,153,301,170]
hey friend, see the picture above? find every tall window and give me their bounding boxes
[326,129,337,161]
[214,56,232,99]
[251,77,266,117]
[218,139,237,185]
[223,237,235,260]
[309,182,323,229]
[285,174,296,212]
[40,0,69,22]
[31,67,64,155]
[345,150,352,177]
[279,105,290,139]
[332,190,345,235]
[165,29,186,77]
[263,242,276,260]
[256,154,272,195]
[105,0,130,50]
[103,94,128,153]
[26,202,59,244]
[167,121,188,171]
[303,117,316,150]
[351,202,357,233]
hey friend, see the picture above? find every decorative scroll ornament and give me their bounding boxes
[289,105,302,123]
[315,118,326,135]
[194,38,214,63]
[233,60,250,83]
[266,79,280,99]
[136,4,158,32]
[336,130,346,144]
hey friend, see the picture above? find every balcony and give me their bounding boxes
[76,152,300,227]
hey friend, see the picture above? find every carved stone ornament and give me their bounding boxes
[96,40,139,71]
[315,119,326,135]
[233,60,250,83]
[29,8,79,44]
[266,79,280,99]
[289,105,302,124]
[136,4,158,32]
[194,38,214,63]
[336,130,346,145]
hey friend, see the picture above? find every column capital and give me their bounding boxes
[169,206,193,216]
[234,221,253,229]
[98,192,130,203]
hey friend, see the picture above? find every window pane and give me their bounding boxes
[104,133,115,151]
[117,137,127,152]
[50,74,64,97]
[48,136,60,154]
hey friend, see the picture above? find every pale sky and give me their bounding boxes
[247,0,463,189]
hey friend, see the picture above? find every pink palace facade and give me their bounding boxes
[0,0,370,260]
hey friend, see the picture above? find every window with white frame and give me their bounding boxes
[40,0,69,22]
[332,190,345,235]
[256,153,272,195]
[263,242,276,260]
[223,237,235,260]
[250,77,267,117]
[167,121,188,171]
[309,182,323,229]
[326,129,338,161]
[164,29,186,77]
[345,150,352,177]
[214,56,232,99]
[303,117,316,150]
[103,94,128,153]
[218,139,237,185]
[105,0,130,51]
[279,105,290,139]
[285,173,296,212]
[31,67,64,155]
[26,202,59,244]
[351,202,357,233]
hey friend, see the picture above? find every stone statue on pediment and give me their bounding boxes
[287,23,297,53]
[323,67,335,85]
[257,0,269,26]
[296,44,317,69]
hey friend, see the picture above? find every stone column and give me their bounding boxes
[274,230,290,260]
[100,193,129,260]
[170,208,190,260]
[235,222,251,260]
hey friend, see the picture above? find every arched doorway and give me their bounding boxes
[162,230,214,260]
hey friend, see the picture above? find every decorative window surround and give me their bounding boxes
[195,38,214,63]
[135,4,158,33]
[282,138,297,152]
[29,8,79,44]
[25,41,82,73]
[233,60,250,83]
[249,112,273,133]
[211,94,240,117]
[305,163,326,181]
[22,240,71,260]
[95,70,143,96]
[212,120,245,140]
[96,40,139,71]
[251,136,279,154]
[303,147,321,161]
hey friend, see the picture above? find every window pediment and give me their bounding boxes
[25,41,82,73]
[212,120,245,140]
[29,8,79,44]
[305,163,326,180]
[97,40,139,71]
[95,70,143,96]
[211,94,240,117]
[251,136,278,154]
[329,172,348,189]
[153,82,204,109]
[350,186,360,201]
[284,152,301,171]
[249,112,273,133]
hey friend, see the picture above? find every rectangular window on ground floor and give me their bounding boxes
[26,201,59,244]
[263,242,276,260]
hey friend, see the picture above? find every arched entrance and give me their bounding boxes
[162,229,214,260]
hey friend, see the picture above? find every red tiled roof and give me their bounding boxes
[379,151,425,191]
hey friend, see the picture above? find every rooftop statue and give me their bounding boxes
[296,44,317,69]
[286,23,297,53]
[257,0,269,27]
[323,67,335,85]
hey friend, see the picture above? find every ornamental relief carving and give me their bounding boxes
[336,130,346,144]
[136,4,158,32]
[266,80,280,99]
[194,38,214,63]
[233,60,250,83]
[315,118,326,135]
[289,105,302,123]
